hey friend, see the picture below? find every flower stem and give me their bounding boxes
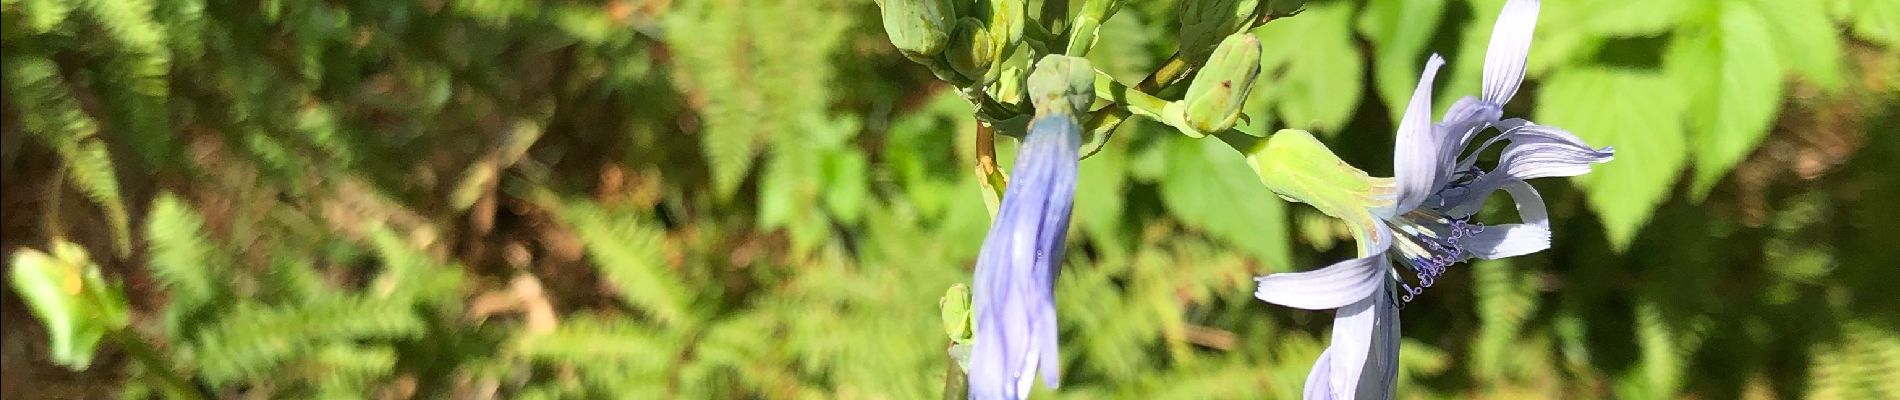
[109,329,206,400]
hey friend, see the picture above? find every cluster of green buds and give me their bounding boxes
[876,0,1305,154]
[876,0,1024,87]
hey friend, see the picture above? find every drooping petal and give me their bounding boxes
[1256,253,1388,310]
[1302,348,1337,400]
[1316,284,1401,400]
[1481,0,1540,105]
[969,115,1081,400]
[1463,223,1551,259]
[1392,54,1449,214]
[1501,181,1549,229]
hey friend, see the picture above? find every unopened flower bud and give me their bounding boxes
[1181,34,1261,134]
[877,0,956,62]
[946,18,997,83]
[1026,55,1096,117]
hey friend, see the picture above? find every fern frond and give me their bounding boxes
[75,0,167,54]
[145,193,230,335]
[192,297,426,386]
[1,52,133,255]
[18,0,73,33]
[553,201,692,327]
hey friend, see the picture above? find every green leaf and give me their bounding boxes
[1357,0,1446,125]
[1073,135,1128,255]
[1543,0,1693,37]
[1756,0,1844,92]
[1669,4,1783,199]
[1249,1,1363,135]
[2,53,133,256]
[1159,136,1291,270]
[554,202,693,327]
[1834,0,1900,47]
[1535,68,1686,251]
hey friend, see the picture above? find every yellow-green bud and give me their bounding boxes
[987,0,1025,53]
[1181,33,1261,133]
[1027,55,1096,117]
[1177,0,1261,61]
[878,0,956,62]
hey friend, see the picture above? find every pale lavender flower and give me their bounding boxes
[1254,0,1612,398]
[968,115,1080,400]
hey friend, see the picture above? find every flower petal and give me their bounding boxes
[1465,223,1550,259]
[1441,124,1611,216]
[1482,0,1540,105]
[1320,287,1401,400]
[1256,254,1389,310]
[1303,348,1337,400]
[1392,54,1449,213]
[969,115,1082,399]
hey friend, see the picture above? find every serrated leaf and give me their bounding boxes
[1669,4,1783,198]
[1159,137,1291,269]
[1756,0,1844,91]
[1250,1,1363,136]
[1535,68,1686,251]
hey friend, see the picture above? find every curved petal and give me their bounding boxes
[1319,287,1401,400]
[1482,0,1540,105]
[1439,96,1503,154]
[1501,180,1549,229]
[1392,54,1449,213]
[1303,348,1337,400]
[1440,125,1611,216]
[1464,223,1551,259]
[1256,254,1390,310]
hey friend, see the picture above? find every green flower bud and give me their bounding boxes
[1027,55,1096,117]
[946,18,997,83]
[1177,0,1261,61]
[878,0,956,62]
[987,0,1025,54]
[1180,34,1262,134]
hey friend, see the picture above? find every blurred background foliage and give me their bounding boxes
[1,0,1897,398]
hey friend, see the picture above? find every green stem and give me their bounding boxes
[109,330,206,400]
[941,343,969,400]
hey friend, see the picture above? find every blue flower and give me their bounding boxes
[1254,0,1612,398]
[968,114,1081,400]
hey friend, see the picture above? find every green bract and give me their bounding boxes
[1246,129,1393,253]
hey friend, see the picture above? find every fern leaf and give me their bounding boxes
[19,0,73,33]
[193,297,426,386]
[1,53,133,256]
[553,202,691,327]
[144,194,228,319]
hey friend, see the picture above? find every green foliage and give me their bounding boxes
[1,0,1896,399]
[1536,68,1686,251]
